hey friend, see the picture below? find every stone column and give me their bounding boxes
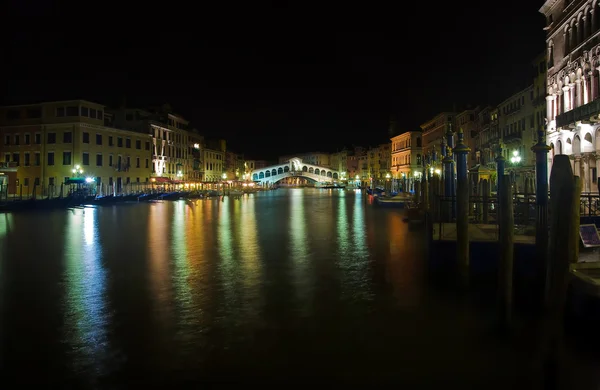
[583,155,589,192]
[570,84,576,110]
[574,155,581,176]
[546,95,554,123]
[576,79,583,107]
[590,71,596,101]
[583,75,589,105]
[563,86,571,112]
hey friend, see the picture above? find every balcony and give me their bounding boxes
[503,131,522,144]
[556,98,600,128]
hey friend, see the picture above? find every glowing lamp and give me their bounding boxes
[435,169,441,175]
[85,177,95,183]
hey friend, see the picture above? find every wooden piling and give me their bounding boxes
[498,175,514,328]
[540,155,578,389]
[454,128,470,286]
[482,179,489,224]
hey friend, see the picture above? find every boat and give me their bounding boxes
[374,194,409,208]
[229,190,244,197]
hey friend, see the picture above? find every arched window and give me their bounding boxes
[272,169,277,176]
[259,172,264,179]
[416,137,422,147]
[283,166,289,172]
[252,173,258,180]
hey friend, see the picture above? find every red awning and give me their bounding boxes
[152,177,172,184]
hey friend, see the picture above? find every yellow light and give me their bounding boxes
[72,169,76,173]
[435,169,441,175]
[355,175,359,179]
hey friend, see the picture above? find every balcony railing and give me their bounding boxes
[556,98,600,128]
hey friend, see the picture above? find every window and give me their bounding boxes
[90,108,97,118]
[109,155,113,167]
[109,136,114,146]
[12,153,19,166]
[145,141,150,151]
[63,151,71,165]
[127,156,131,168]
[34,178,40,186]
[49,177,55,186]
[117,137,123,147]
[63,131,72,143]
[24,178,29,186]
[4,154,9,163]
[97,110,103,120]
[96,154,103,166]
[47,152,55,166]
[47,133,56,144]
[6,110,20,120]
[82,152,89,166]
[34,152,40,166]
[126,138,131,148]
[24,153,30,166]
[136,157,140,168]
[96,134,102,145]
[145,158,149,168]
[34,133,41,144]
[26,108,41,119]
[135,139,141,149]
[24,134,30,145]
[81,107,89,117]
[4,135,9,145]
[56,107,65,117]
[66,106,78,116]
[82,132,90,143]
[14,135,19,145]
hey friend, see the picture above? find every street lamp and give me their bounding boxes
[222,173,227,179]
[510,150,521,164]
[385,173,391,179]
[435,169,441,175]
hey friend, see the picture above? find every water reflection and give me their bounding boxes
[63,208,109,376]
[289,189,311,315]
[172,201,195,334]
[148,204,174,324]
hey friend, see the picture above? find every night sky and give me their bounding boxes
[3,1,545,160]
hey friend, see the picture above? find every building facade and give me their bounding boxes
[421,112,455,157]
[110,105,196,183]
[390,131,423,192]
[0,100,152,196]
[279,152,331,168]
[541,0,600,192]
[456,107,480,168]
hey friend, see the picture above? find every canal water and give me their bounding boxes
[0,188,598,388]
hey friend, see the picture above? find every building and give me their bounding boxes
[0,100,152,196]
[421,112,456,157]
[187,129,204,182]
[279,152,330,167]
[455,107,480,168]
[110,104,196,183]
[541,0,600,192]
[497,85,536,191]
[366,143,391,186]
[225,151,245,180]
[330,149,348,174]
[390,131,423,192]
[204,139,226,182]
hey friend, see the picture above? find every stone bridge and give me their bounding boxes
[250,157,341,185]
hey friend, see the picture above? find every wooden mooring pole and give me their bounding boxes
[498,174,514,328]
[454,128,470,286]
[541,155,580,389]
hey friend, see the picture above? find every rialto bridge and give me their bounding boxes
[250,157,341,185]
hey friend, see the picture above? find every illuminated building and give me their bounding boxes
[110,104,193,183]
[420,112,456,157]
[279,152,331,167]
[390,131,423,192]
[204,139,226,182]
[541,0,600,192]
[497,85,537,192]
[0,100,152,196]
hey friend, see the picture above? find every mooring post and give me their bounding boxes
[532,128,551,296]
[543,155,577,389]
[483,179,490,224]
[446,122,456,219]
[496,143,506,200]
[498,174,514,328]
[443,146,454,222]
[454,128,471,286]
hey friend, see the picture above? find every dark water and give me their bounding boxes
[0,188,598,388]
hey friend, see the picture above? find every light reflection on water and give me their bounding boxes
[0,189,435,385]
[63,208,109,377]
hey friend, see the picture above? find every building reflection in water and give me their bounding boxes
[148,203,174,324]
[63,208,109,375]
[171,201,195,331]
[385,211,422,307]
[289,188,312,315]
